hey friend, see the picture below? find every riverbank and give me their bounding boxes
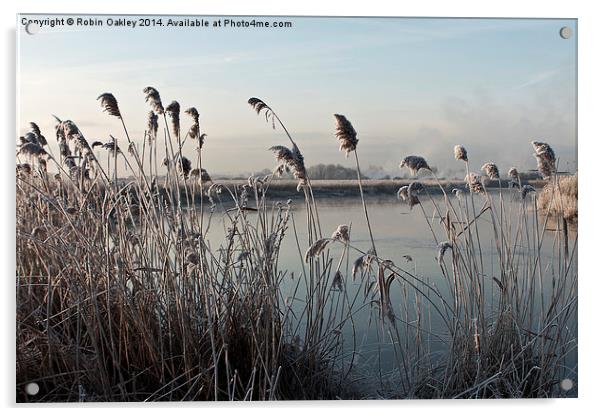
[170,178,548,200]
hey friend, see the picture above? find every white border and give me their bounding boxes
[2,1,599,415]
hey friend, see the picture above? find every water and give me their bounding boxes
[197,191,578,393]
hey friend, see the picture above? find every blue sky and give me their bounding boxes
[18,16,577,177]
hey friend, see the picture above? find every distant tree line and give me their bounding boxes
[307,164,368,180]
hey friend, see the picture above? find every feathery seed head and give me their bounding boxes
[331,225,350,243]
[331,271,344,291]
[508,167,519,180]
[397,183,422,208]
[305,238,331,262]
[454,145,468,162]
[437,241,452,265]
[199,168,212,184]
[58,120,80,141]
[97,93,122,119]
[17,142,47,157]
[178,157,192,179]
[352,252,375,279]
[29,122,47,146]
[184,107,201,140]
[481,162,500,180]
[531,141,556,179]
[143,86,164,114]
[101,136,121,155]
[248,97,270,115]
[333,114,358,156]
[20,132,38,145]
[400,155,430,176]
[397,185,409,201]
[248,97,277,128]
[465,172,484,194]
[146,111,159,143]
[165,101,180,137]
[184,107,199,122]
[269,144,307,191]
[198,133,207,149]
[508,167,520,189]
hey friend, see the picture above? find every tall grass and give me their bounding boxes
[16,89,577,401]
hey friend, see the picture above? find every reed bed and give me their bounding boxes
[16,88,577,401]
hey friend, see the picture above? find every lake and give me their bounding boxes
[195,189,578,396]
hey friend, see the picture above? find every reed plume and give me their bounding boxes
[400,155,430,176]
[333,114,358,156]
[101,137,121,155]
[248,97,276,128]
[19,133,38,146]
[178,156,192,179]
[29,122,47,146]
[397,186,418,209]
[465,172,484,194]
[97,93,122,119]
[352,252,375,279]
[55,119,81,142]
[165,101,181,137]
[17,142,47,157]
[198,133,207,149]
[143,86,164,114]
[147,111,159,142]
[436,241,452,266]
[331,224,350,243]
[269,144,307,191]
[531,141,556,179]
[305,238,331,262]
[397,182,423,209]
[199,168,212,183]
[184,107,201,141]
[454,145,467,162]
[331,271,344,291]
[508,167,520,188]
[481,162,500,180]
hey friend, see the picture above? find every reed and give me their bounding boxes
[15,89,577,401]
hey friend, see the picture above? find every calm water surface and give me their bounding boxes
[197,191,577,391]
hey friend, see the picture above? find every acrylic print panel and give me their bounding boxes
[16,15,577,402]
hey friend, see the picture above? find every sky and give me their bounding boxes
[17,15,577,178]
